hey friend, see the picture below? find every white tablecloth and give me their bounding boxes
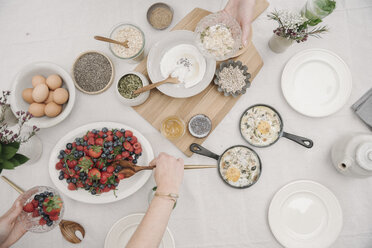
[1,0,372,247]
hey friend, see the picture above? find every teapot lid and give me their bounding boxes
[356,142,372,171]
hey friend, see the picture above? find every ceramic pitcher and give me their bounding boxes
[331,133,372,177]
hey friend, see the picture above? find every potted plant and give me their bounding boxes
[267,9,329,53]
[0,91,40,174]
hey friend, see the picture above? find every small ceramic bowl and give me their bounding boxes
[115,72,150,106]
[10,62,76,128]
[147,3,174,30]
[214,60,251,97]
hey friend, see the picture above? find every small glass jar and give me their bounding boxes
[160,116,186,140]
[109,23,146,63]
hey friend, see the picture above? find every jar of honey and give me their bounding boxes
[160,116,186,140]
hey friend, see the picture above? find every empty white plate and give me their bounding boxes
[268,180,342,248]
[282,49,352,117]
[104,213,175,248]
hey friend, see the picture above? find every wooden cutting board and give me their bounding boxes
[133,1,269,157]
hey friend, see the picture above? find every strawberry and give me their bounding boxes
[123,141,132,150]
[49,215,59,221]
[32,210,40,217]
[83,136,88,141]
[67,160,74,169]
[115,154,122,161]
[88,168,101,179]
[31,199,39,208]
[88,146,102,158]
[55,162,63,170]
[68,183,76,190]
[117,173,125,180]
[105,135,113,142]
[71,160,77,166]
[100,176,107,184]
[39,218,47,225]
[96,160,105,169]
[133,142,141,150]
[121,151,130,158]
[88,137,95,146]
[107,130,113,136]
[64,173,70,179]
[106,166,114,173]
[65,149,71,154]
[78,156,93,173]
[87,131,95,138]
[95,138,104,146]
[102,171,112,179]
[125,130,133,138]
[134,148,142,155]
[129,136,137,144]
[77,182,84,188]
[128,145,134,152]
[103,186,111,192]
[115,131,123,138]
[72,142,77,148]
[85,179,93,186]
[76,145,84,151]
[98,131,105,137]
[23,202,34,213]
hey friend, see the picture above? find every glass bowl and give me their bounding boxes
[18,186,64,233]
[109,23,146,63]
[194,11,242,61]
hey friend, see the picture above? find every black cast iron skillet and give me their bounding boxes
[239,104,314,148]
[190,143,262,189]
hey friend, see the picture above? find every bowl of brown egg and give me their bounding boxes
[10,62,76,128]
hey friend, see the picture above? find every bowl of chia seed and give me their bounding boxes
[72,51,114,94]
[115,71,150,106]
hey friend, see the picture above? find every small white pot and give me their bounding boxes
[268,34,294,53]
[115,71,150,106]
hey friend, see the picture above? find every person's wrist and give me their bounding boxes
[156,184,179,194]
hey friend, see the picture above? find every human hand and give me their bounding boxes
[150,153,184,193]
[0,195,27,248]
[223,0,256,46]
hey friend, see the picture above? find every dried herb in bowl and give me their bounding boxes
[117,74,143,99]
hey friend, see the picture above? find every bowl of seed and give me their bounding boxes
[147,3,174,30]
[72,51,114,94]
[214,60,251,97]
[115,71,150,106]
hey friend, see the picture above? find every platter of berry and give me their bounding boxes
[19,186,64,232]
[49,122,154,204]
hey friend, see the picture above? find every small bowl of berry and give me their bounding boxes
[19,186,64,232]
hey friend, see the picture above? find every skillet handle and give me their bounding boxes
[189,143,220,160]
[282,132,313,148]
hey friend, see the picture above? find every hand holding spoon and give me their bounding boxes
[1,176,85,244]
[94,35,129,48]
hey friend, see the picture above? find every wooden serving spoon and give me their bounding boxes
[113,160,216,179]
[1,176,85,244]
[94,35,129,48]
[133,76,180,95]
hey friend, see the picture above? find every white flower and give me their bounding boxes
[278,10,307,29]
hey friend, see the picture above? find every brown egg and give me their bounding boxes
[32,75,46,87]
[28,103,45,117]
[32,84,49,103]
[45,102,62,117]
[45,91,54,104]
[46,74,63,90]
[22,88,34,104]
[53,88,69,104]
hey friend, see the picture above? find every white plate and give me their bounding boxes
[147,30,216,98]
[48,122,154,204]
[268,180,343,248]
[282,49,352,117]
[104,213,175,248]
[11,62,76,128]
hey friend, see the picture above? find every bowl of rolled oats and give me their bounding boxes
[109,23,146,63]
[214,60,251,97]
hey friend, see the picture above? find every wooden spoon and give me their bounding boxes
[1,176,85,244]
[133,76,180,95]
[94,35,129,48]
[113,160,216,179]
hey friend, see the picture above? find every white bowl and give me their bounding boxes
[115,71,150,106]
[10,62,76,128]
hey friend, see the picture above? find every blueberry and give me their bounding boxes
[108,154,113,160]
[92,158,97,163]
[101,153,106,158]
[91,189,96,195]
[114,182,118,186]
[135,154,139,159]
[100,184,105,189]
[40,193,45,197]
[116,165,122,170]
[34,195,40,201]
[113,136,118,141]
[107,184,111,188]
[138,153,142,156]
[93,182,98,187]
[79,172,85,177]
[127,137,132,141]
[48,192,54,197]
[102,127,108,132]
[83,141,88,146]
[109,147,113,151]
[38,209,43,214]
[59,150,65,155]
[120,128,125,133]
[114,168,119,173]
[66,178,71,183]
[63,163,67,168]
[74,166,79,172]
[82,176,87,181]
[105,150,110,155]
[102,167,107,172]
[103,134,107,138]
[72,178,77,184]
[85,185,90,190]
[47,221,53,226]
[66,143,73,149]
[38,202,43,207]
[57,154,63,159]
[92,129,98,134]
[121,147,125,152]
[133,159,137,164]
[79,151,84,157]
[59,171,64,176]
[75,138,80,142]
[87,145,92,149]
[59,175,64,180]
[113,142,118,147]
[130,152,134,155]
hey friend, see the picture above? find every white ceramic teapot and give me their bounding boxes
[331,133,372,177]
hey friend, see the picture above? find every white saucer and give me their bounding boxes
[147,30,216,98]
[104,213,175,248]
[268,180,343,248]
[281,49,352,117]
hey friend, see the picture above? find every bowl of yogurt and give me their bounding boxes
[147,30,216,98]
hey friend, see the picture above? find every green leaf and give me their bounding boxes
[1,160,15,169]
[7,142,20,150]
[0,143,2,154]
[1,144,18,160]
[9,158,20,167]
[308,18,322,26]
[13,154,29,165]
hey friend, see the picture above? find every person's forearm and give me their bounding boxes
[126,196,174,248]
